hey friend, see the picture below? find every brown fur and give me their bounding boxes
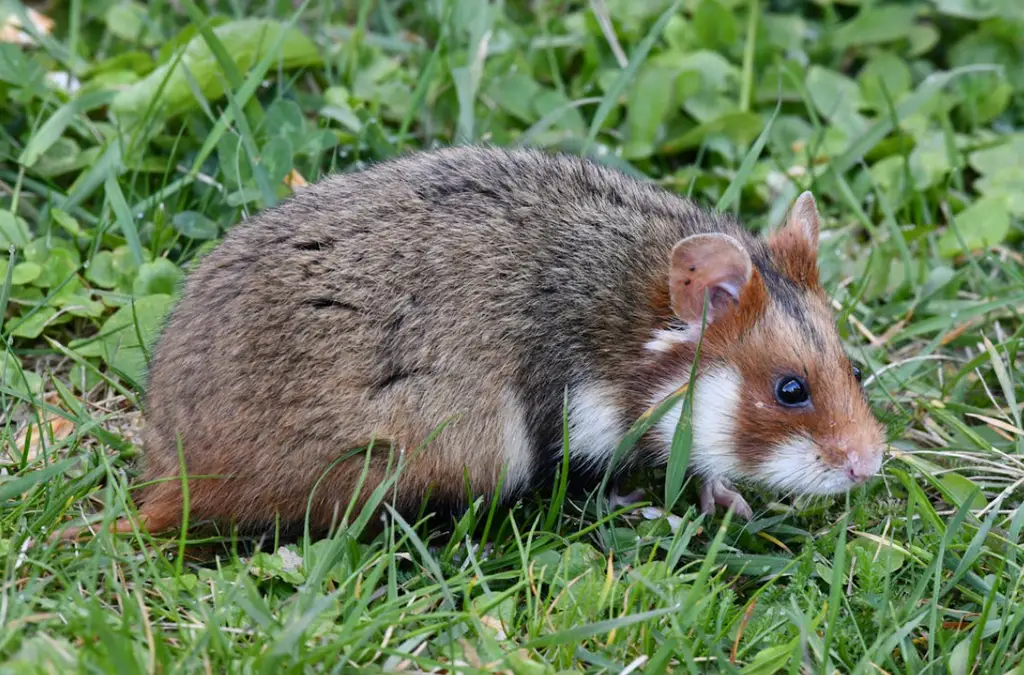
[57,148,884,539]
[633,194,882,485]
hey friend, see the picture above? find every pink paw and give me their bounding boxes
[608,487,646,511]
[699,479,753,520]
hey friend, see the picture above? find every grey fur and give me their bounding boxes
[137,146,846,532]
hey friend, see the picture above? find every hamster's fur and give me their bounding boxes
[73,147,886,537]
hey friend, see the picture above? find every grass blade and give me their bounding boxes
[582,0,682,153]
[104,175,145,266]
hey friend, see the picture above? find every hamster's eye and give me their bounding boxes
[775,376,811,408]
[852,365,862,382]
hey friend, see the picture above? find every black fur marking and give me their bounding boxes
[516,365,565,479]
[384,313,405,334]
[605,190,626,208]
[369,364,427,399]
[305,297,361,312]
[751,247,827,352]
[375,368,414,390]
[294,240,334,251]
[299,261,319,281]
[221,252,259,272]
[415,178,506,204]
[513,341,628,494]
[511,329,572,493]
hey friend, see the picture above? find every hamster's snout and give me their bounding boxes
[845,449,883,484]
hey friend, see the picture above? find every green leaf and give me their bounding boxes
[560,542,606,580]
[487,73,542,124]
[807,65,866,135]
[85,251,119,288]
[859,52,911,111]
[691,0,738,51]
[848,536,907,577]
[19,89,115,168]
[319,87,362,132]
[975,167,1024,217]
[0,351,43,399]
[298,128,338,157]
[54,292,106,318]
[50,209,84,238]
[740,638,800,675]
[172,211,219,240]
[92,294,175,384]
[0,43,47,89]
[7,306,58,339]
[248,548,306,585]
[969,135,1024,175]
[0,259,40,286]
[218,133,253,189]
[909,131,954,189]
[938,197,1011,258]
[831,65,998,176]
[261,136,294,186]
[524,606,679,649]
[105,2,150,43]
[132,258,183,297]
[27,137,86,178]
[939,472,987,510]
[34,247,81,289]
[933,0,1024,21]
[662,110,763,153]
[533,90,586,136]
[0,212,32,249]
[111,19,323,120]
[832,5,919,49]
[623,63,676,159]
[264,99,307,147]
[968,135,1024,216]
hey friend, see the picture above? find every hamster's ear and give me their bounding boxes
[769,191,822,287]
[669,233,753,325]
[781,191,821,251]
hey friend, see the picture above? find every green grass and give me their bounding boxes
[2,0,1024,672]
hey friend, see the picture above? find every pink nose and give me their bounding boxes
[846,454,880,483]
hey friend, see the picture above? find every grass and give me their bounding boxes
[2,0,1024,672]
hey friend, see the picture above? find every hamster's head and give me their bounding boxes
[651,192,885,497]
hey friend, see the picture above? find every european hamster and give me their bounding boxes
[63,147,885,538]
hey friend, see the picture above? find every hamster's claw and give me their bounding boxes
[700,479,753,520]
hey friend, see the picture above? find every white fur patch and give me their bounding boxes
[500,389,534,497]
[643,326,702,352]
[762,436,848,495]
[566,382,625,471]
[651,366,742,480]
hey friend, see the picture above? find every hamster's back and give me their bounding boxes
[138,147,743,533]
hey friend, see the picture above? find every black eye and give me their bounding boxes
[852,365,862,382]
[775,376,810,407]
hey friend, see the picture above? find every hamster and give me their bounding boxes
[63,146,886,539]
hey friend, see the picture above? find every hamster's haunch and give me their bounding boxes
[63,147,886,539]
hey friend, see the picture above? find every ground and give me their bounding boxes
[1,0,1023,673]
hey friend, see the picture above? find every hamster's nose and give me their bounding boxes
[846,451,883,483]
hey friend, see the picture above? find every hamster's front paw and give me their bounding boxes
[699,478,753,520]
[608,486,647,511]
